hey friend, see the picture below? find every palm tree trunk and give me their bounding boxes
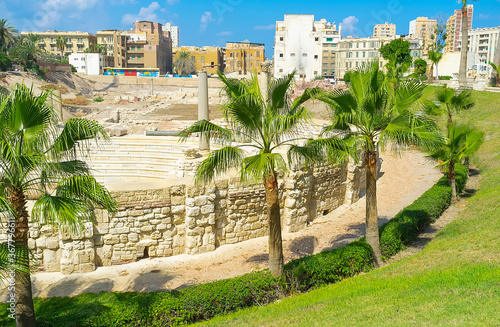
[458,4,469,86]
[263,171,284,277]
[10,191,36,327]
[365,150,382,267]
[429,63,434,81]
[490,36,500,87]
[436,63,439,81]
[448,161,458,203]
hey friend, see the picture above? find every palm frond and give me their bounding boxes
[177,120,233,145]
[241,152,286,183]
[194,146,244,185]
[51,118,109,156]
[0,242,31,286]
[269,72,295,112]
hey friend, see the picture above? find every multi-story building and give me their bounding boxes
[172,46,224,75]
[458,26,500,64]
[21,31,97,57]
[225,41,265,74]
[321,22,342,78]
[409,17,437,54]
[373,22,396,38]
[95,30,128,68]
[163,23,180,48]
[123,21,173,74]
[336,36,423,79]
[274,15,341,80]
[445,4,474,53]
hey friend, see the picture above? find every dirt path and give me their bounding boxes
[1,149,442,299]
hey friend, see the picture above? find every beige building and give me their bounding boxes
[95,30,128,68]
[445,4,474,53]
[225,41,265,74]
[21,31,96,57]
[373,22,396,38]
[321,22,341,77]
[337,36,423,79]
[122,21,173,74]
[409,17,437,54]
[172,46,224,75]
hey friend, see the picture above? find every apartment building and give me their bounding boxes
[409,17,437,54]
[275,15,342,80]
[123,21,173,74]
[458,26,500,64]
[95,30,128,68]
[336,36,423,79]
[445,4,474,53]
[21,31,96,57]
[163,23,180,48]
[69,53,111,75]
[373,22,396,38]
[225,41,265,74]
[172,46,224,75]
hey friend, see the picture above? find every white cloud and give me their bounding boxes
[341,16,358,37]
[200,11,215,31]
[33,10,61,29]
[44,0,98,11]
[254,24,275,30]
[216,31,233,36]
[478,13,490,20]
[122,2,161,26]
[166,0,179,5]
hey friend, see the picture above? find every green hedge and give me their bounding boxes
[0,166,468,327]
[380,163,468,258]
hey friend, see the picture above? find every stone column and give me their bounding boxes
[260,60,272,102]
[198,71,210,151]
[150,78,154,96]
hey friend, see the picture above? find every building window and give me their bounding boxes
[256,51,260,57]
[363,52,366,58]
[302,53,307,57]
[326,38,333,42]
[201,56,205,63]
[315,37,319,41]
[279,53,283,57]
[279,37,283,41]
[290,53,295,57]
[314,71,318,75]
[314,55,318,59]
[279,69,283,72]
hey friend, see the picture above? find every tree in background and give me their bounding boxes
[428,50,443,81]
[179,72,317,276]
[426,85,475,125]
[428,15,448,53]
[9,33,42,69]
[307,62,439,266]
[93,43,108,56]
[0,84,117,326]
[489,33,500,86]
[173,51,196,75]
[0,51,11,71]
[489,62,500,87]
[428,124,484,202]
[0,19,16,51]
[56,36,66,60]
[379,38,412,66]
[413,58,428,82]
[458,1,476,86]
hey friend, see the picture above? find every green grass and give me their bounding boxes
[196,88,500,326]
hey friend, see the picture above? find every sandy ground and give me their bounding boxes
[3,149,441,299]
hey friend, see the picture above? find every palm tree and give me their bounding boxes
[428,50,443,81]
[308,62,439,267]
[0,84,117,326]
[426,85,475,125]
[179,72,316,276]
[94,43,108,56]
[0,19,16,51]
[489,62,500,87]
[9,33,42,69]
[174,51,196,75]
[489,35,500,87]
[458,1,475,86]
[56,35,66,60]
[428,124,484,202]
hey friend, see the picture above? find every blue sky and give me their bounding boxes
[1,0,499,57]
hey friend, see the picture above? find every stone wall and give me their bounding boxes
[0,162,365,274]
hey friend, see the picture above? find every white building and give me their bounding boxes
[163,23,180,48]
[458,26,500,64]
[274,15,340,81]
[69,53,105,75]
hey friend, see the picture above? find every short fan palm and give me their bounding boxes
[179,71,316,276]
[0,84,116,326]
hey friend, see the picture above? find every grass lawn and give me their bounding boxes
[197,89,500,326]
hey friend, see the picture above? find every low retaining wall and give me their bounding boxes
[0,162,365,274]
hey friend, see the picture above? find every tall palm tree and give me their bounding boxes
[56,35,66,60]
[9,33,42,69]
[428,124,484,202]
[428,50,443,81]
[174,51,196,75]
[0,84,117,326]
[0,19,16,51]
[458,0,475,86]
[179,72,316,276]
[426,85,475,125]
[306,62,439,267]
[94,43,107,56]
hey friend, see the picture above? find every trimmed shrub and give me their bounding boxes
[439,75,453,80]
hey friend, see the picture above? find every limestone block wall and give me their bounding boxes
[0,162,365,275]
